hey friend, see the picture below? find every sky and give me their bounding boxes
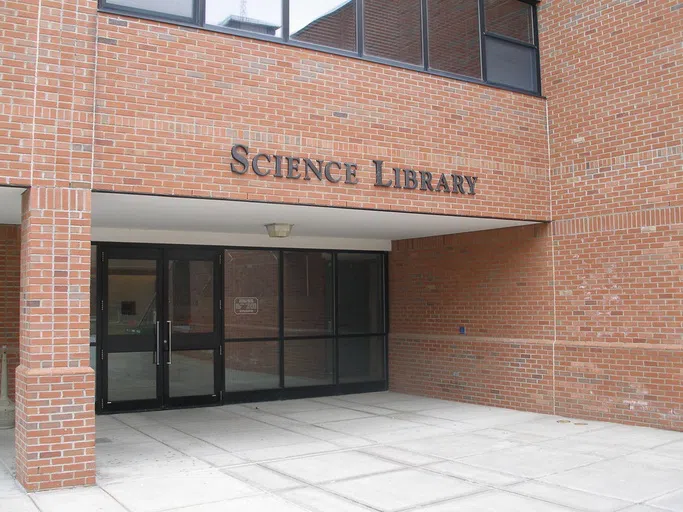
[205,0,351,34]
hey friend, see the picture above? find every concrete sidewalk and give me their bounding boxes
[1,392,682,511]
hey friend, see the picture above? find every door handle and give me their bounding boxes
[155,321,160,365]
[167,320,172,365]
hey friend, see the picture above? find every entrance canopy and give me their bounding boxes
[92,192,538,251]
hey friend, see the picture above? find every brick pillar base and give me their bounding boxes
[15,366,95,491]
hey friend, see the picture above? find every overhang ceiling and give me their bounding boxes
[92,192,539,251]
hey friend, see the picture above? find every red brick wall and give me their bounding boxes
[0,225,20,400]
[391,0,682,431]
[89,13,549,221]
[389,224,556,413]
[542,0,682,429]
[0,1,37,186]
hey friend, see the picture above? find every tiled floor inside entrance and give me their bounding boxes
[1,392,682,511]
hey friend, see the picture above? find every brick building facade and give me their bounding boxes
[0,0,680,491]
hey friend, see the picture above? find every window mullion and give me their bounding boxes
[478,0,487,82]
[421,0,429,70]
[196,0,205,26]
[357,0,364,57]
[283,0,290,42]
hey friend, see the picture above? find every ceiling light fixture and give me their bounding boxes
[265,223,293,238]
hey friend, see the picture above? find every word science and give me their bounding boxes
[230,144,478,196]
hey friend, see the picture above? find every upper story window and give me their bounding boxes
[104,0,195,21]
[99,0,540,94]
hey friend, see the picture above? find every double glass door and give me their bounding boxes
[100,247,220,412]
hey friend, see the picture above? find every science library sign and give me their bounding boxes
[230,144,478,196]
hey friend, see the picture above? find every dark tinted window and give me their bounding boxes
[339,336,385,383]
[224,250,279,339]
[485,37,538,92]
[104,0,193,18]
[485,0,533,43]
[337,253,384,335]
[284,252,334,337]
[428,0,481,78]
[206,0,282,37]
[364,0,423,66]
[290,0,357,52]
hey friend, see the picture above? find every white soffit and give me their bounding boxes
[92,192,539,250]
[0,187,24,224]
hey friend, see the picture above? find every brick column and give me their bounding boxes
[15,187,94,491]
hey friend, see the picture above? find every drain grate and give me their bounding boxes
[96,437,112,444]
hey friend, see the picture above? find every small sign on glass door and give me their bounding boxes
[234,297,258,314]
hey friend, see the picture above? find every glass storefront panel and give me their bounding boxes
[284,252,333,337]
[339,336,385,383]
[225,250,279,340]
[225,341,280,392]
[337,253,384,335]
[96,245,387,408]
[285,338,334,387]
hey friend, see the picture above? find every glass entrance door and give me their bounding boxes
[101,247,220,412]
[165,248,221,407]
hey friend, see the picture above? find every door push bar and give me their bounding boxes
[167,320,172,365]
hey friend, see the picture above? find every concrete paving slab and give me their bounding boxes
[0,495,40,512]
[316,415,427,436]
[534,437,640,459]
[620,507,672,512]
[458,444,601,478]
[415,490,575,511]
[506,481,633,511]
[541,458,683,502]
[646,488,683,512]
[223,464,304,491]
[425,460,523,486]
[362,424,454,444]
[361,445,443,466]
[323,468,482,511]
[31,487,128,512]
[281,407,372,424]
[163,494,309,512]
[394,432,520,460]
[101,469,261,512]
[561,424,683,449]
[265,450,403,484]
[196,451,246,468]
[281,487,375,512]
[499,416,610,439]
[235,440,341,462]
[0,392,680,512]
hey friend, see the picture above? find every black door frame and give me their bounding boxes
[96,245,222,413]
[94,242,389,414]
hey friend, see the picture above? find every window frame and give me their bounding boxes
[98,0,541,96]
